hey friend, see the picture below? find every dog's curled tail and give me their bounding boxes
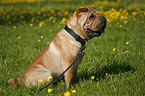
[8,78,22,87]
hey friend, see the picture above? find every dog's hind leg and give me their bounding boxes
[24,68,53,87]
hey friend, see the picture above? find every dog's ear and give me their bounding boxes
[78,7,89,13]
[76,7,89,18]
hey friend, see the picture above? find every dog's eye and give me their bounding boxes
[90,14,95,18]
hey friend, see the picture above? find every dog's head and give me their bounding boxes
[67,7,106,39]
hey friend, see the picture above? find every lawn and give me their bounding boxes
[0,0,145,96]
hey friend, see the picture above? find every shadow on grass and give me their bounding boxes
[78,61,135,82]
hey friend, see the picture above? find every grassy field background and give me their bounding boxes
[0,0,145,95]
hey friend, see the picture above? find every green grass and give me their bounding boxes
[0,0,145,95]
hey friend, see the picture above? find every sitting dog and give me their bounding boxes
[8,7,106,88]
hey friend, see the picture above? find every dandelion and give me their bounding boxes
[50,29,52,32]
[47,13,50,16]
[43,14,46,17]
[47,42,50,44]
[113,48,116,52]
[64,11,68,15]
[91,76,95,79]
[133,18,136,20]
[29,23,33,26]
[52,20,56,23]
[127,78,129,80]
[49,16,53,20]
[58,25,61,28]
[39,79,42,83]
[48,88,52,93]
[125,51,128,53]
[120,25,122,27]
[126,42,129,45]
[124,20,128,24]
[39,21,44,27]
[40,36,43,38]
[72,90,76,93]
[13,26,16,29]
[141,21,144,23]
[17,36,21,40]
[50,9,54,14]
[64,91,70,96]
[122,52,125,54]
[48,76,52,79]
[38,40,41,42]
[36,19,39,22]
[60,17,67,24]
[37,12,41,15]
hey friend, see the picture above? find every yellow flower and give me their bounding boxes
[113,48,116,52]
[91,76,95,79]
[48,76,52,79]
[50,29,52,32]
[29,23,33,26]
[64,91,70,96]
[133,18,136,20]
[60,17,67,24]
[125,51,128,53]
[41,36,43,38]
[47,42,50,44]
[122,52,125,54]
[39,21,44,27]
[36,19,39,22]
[39,79,42,83]
[17,36,21,40]
[49,16,53,20]
[58,25,61,28]
[124,20,128,24]
[120,25,122,27]
[38,12,41,15]
[64,11,68,15]
[43,14,46,17]
[50,9,54,14]
[126,42,129,45]
[72,90,76,93]
[127,78,129,80]
[13,26,16,29]
[38,40,41,42]
[52,20,56,23]
[48,88,52,93]
[141,21,144,23]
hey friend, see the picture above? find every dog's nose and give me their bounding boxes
[100,16,106,30]
[103,16,106,21]
[101,16,107,23]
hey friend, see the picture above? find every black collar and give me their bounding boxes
[64,25,87,46]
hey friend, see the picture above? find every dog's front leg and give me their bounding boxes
[64,66,77,88]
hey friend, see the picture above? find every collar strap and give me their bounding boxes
[64,25,87,46]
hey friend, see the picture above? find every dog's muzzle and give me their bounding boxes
[87,16,106,38]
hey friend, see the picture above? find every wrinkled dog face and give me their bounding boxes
[75,7,107,39]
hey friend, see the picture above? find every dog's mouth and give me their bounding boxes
[87,28,104,37]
